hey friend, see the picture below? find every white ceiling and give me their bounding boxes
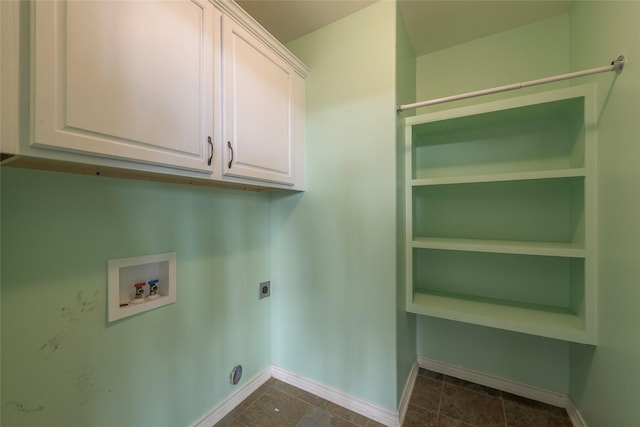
[237,0,572,56]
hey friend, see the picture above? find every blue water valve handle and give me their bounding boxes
[148,279,160,297]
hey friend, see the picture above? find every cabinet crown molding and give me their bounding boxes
[211,0,310,78]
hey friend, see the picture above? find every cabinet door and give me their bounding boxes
[32,0,216,173]
[222,16,296,185]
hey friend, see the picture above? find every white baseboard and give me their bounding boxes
[192,359,586,427]
[191,366,272,427]
[566,398,588,427]
[418,356,568,407]
[271,365,399,427]
[418,356,588,426]
[190,364,414,427]
[397,360,419,426]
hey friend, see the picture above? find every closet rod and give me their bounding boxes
[397,55,625,113]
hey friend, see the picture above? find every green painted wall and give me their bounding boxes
[1,168,272,427]
[568,1,640,425]
[416,14,571,115]
[414,14,573,393]
[272,1,399,410]
[395,2,417,405]
[6,3,638,425]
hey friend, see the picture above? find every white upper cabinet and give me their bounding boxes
[32,0,217,173]
[6,0,307,189]
[221,14,304,186]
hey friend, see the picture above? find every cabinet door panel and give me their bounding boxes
[222,17,294,185]
[33,0,215,173]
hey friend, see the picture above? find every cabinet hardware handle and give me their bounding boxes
[227,141,234,169]
[207,136,213,166]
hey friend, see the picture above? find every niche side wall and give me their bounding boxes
[395,0,418,405]
[271,1,399,410]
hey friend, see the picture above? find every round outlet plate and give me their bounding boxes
[230,365,242,385]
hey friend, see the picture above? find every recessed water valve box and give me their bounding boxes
[107,252,176,322]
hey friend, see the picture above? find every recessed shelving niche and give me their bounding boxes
[108,252,176,322]
[404,85,596,344]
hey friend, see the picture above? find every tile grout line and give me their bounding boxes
[435,374,445,425]
[273,381,318,426]
[501,390,509,427]
[277,380,361,427]
[441,375,510,426]
[293,405,314,427]
[227,380,276,426]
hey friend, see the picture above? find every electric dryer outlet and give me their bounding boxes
[259,281,270,299]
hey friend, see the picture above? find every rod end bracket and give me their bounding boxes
[613,55,625,74]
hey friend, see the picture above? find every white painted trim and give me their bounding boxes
[419,356,590,426]
[271,365,400,427]
[397,361,419,426]
[0,0,20,155]
[191,360,588,427]
[566,398,588,427]
[107,252,177,322]
[210,0,309,78]
[191,366,272,427]
[418,356,569,408]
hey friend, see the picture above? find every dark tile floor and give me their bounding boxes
[215,368,573,427]
[215,378,385,427]
[404,368,573,427]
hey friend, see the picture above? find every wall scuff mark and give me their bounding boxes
[39,330,65,358]
[70,362,112,405]
[38,290,100,358]
[5,401,46,414]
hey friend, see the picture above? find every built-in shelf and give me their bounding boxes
[412,176,585,243]
[411,168,586,187]
[409,292,588,344]
[411,237,586,258]
[404,85,597,344]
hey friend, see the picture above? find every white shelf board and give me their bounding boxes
[404,84,593,128]
[411,237,586,258]
[412,168,586,187]
[408,292,592,344]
